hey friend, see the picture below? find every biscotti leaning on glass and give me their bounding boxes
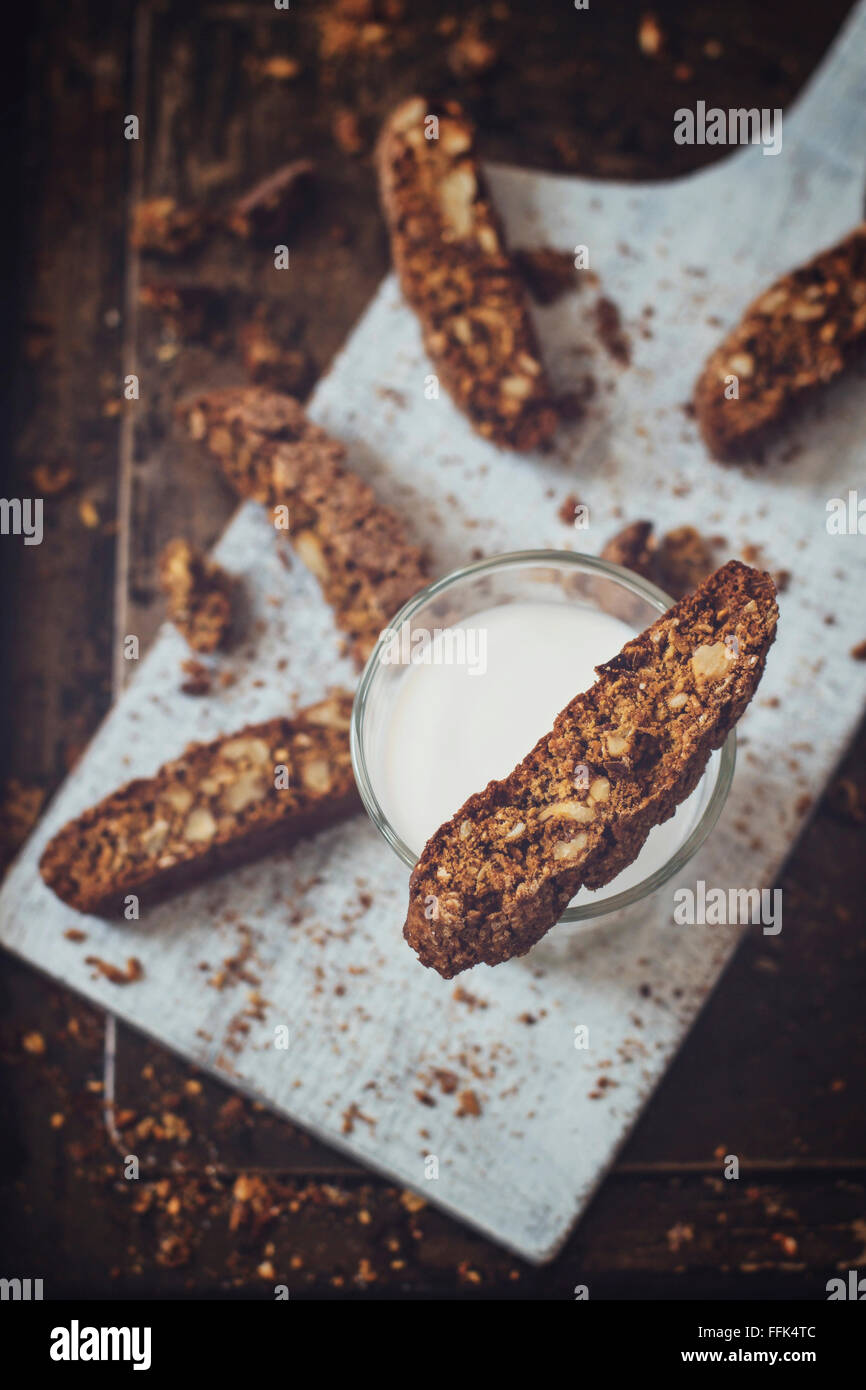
[377,96,558,453]
[179,387,429,667]
[39,692,358,916]
[404,561,778,979]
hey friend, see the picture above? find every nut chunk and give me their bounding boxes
[377,96,557,452]
[39,692,358,915]
[159,538,234,653]
[404,562,778,978]
[694,224,866,460]
[131,198,209,257]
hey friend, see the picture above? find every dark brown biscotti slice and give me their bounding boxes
[159,537,234,653]
[694,224,866,460]
[377,96,558,452]
[404,562,778,978]
[180,387,428,665]
[39,692,358,915]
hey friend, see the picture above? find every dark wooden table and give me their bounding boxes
[1,0,864,1299]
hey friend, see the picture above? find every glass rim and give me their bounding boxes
[350,549,736,923]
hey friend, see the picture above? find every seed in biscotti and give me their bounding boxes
[553,834,588,860]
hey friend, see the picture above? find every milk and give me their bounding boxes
[372,600,707,907]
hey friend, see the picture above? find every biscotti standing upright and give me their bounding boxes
[181,388,428,665]
[404,562,778,978]
[377,97,558,452]
[39,692,359,915]
[694,224,866,460]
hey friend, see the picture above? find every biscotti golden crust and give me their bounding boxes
[180,387,428,665]
[39,693,358,915]
[404,562,778,978]
[377,96,558,452]
[159,537,234,653]
[694,224,866,460]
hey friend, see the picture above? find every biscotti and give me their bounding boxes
[180,387,428,665]
[39,692,358,915]
[377,96,557,452]
[159,537,234,653]
[404,562,778,978]
[694,224,866,460]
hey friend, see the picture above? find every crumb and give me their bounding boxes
[514,247,577,305]
[432,1069,459,1094]
[250,55,301,81]
[448,25,499,78]
[180,658,213,696]
[332,107,364,154]
[399,1190,426,1214]
[452,985,487,1010]
[84,956,144,985]
[78,498,100,529]
[456,1088,482,1118]
[595,296,631,365]
[557,492,583,526]
[159,538,234,654]
[131,197,209,256]
[31,460,77,496]
[240,317,315,396]
[637,13,664,56]
[341,1102,376,1136]
[740,543,764,565]
[827,777,865,824]
[667,1221,694,1252]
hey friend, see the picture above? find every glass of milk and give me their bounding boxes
[351,550,735,928]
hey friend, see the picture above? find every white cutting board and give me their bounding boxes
[2,2,865,1262]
